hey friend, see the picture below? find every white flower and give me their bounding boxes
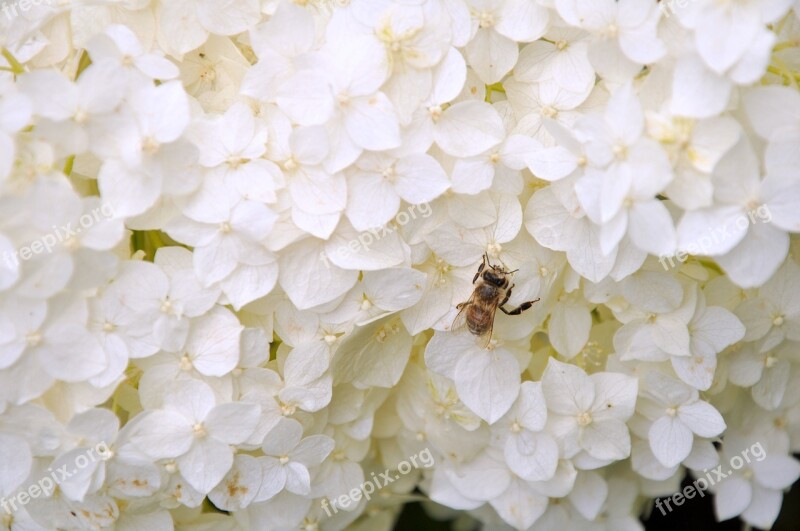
[677,137,796,287]
[129,379,260,494]
[638,371,726,468]
[492,381,558,482]
[542,358,638,462]
[347,152,448,232]
[557,0,665,81]
[256,418,334,500]
[86,24,178,86]
[156,0,261,56]
[713,433,800,529]
[463,0,550,84]
[735,256,800,350]
[95,81,193,217]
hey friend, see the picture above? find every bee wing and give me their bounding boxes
[477,303,498,348]
[450,294,475,333]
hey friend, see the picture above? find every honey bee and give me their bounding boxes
[452,253,539,346]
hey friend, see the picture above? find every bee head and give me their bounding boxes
[482,269,507,287]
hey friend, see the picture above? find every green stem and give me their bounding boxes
[75,49,92,80]
[1,48,24,75]
[63,155,75,177]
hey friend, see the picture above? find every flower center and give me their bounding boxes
[26,331,43,347]
[477,12,494,28]
[283,157,297,171]
[192,423,207,438]
[142,136,160,155]
[577,412,592,426]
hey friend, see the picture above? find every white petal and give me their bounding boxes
[568,471,607,521]
[205,402,261,444]
[454,349,520,424]
[130,410,192,459]
[541,358,594,415]
[284,461,311,495]
[516,381,548,432]
[677,206,749,256]
[446,451,511,502]
[177,437,233,494]
[627,199,676,257]
[262,418,303,456]
[691,306,745,356]
[527,145,577,182]
[346,171,400,231]
[196,0,260,35]
[464,28,518,84]
[752,455,800,490]
[752,361,790,410]
[744,85,800,140]
[591,372,638,422]
[278,240,359,310]
[505,431,558,482]
[549,299,592,358]
[677,400,726,437]
[292,435,335,467]
[163,379,216,424]
[496,0,548,42]
[648,416,693,467]
[716,223,789,289]
[434,100,505,157]
[0,434,32,497]
[489,478,548,530]
[344,92,401,151]
[714,477,752,521]
[580,419,631,461]
[741,486,783,529]
[208,454,261,511]
[276,71,335,126]
[185,307,242,376]
[394,154,450,204]
[670,55,732,119]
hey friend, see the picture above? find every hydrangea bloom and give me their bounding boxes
[1,1,800,530]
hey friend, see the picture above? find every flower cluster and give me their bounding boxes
[1,1,800,530]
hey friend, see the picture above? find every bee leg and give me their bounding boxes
[499,284,515,308]
[500,297,541,316]
[473,255,486,284]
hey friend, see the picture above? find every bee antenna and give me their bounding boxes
[509,268,519,274]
